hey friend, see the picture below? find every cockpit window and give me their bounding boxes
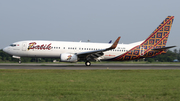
[10,44,16,47]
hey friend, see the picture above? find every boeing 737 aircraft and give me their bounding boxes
[3,16,175,66]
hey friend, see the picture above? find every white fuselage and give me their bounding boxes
[3,40,143,60]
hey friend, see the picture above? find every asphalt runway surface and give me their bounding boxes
[0,63,180,70]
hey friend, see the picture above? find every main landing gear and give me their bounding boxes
[85,61,91,66]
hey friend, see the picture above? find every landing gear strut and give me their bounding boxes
[19,58,21,64]
[12,56,21,64]
[85,61,91,66]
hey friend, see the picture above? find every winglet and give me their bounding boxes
[108,37,121,49]
[109,40,112,44]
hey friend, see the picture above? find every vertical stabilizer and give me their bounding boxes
[141,16,174,48]
[111,16,174,61]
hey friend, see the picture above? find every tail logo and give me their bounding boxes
[110,16,174,61]
[157,33,162,38]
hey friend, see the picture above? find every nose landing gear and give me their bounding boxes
[19,59,21,64]
[12,56,21,64]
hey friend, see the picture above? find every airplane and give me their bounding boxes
[3,16,175,66]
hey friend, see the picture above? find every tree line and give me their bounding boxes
[145,49,178,62]
[0,49,179,63]
[0,49,59,63]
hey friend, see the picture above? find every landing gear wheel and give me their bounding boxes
[85,61,91,66]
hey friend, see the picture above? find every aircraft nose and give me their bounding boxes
[3,47,9,53]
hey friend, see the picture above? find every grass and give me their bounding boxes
[0,69,180,101]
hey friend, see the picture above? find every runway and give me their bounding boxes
[0,63,180,70]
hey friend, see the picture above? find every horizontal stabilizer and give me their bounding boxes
[152,46,176,51]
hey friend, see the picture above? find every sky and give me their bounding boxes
[0,0,180,50]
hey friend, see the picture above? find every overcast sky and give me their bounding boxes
[0,0,180,50]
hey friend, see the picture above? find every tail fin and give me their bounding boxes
[141,16,174,48]
[111,16,174,61]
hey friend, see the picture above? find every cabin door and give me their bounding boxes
[22,43,27,51]
[140,46,144,56]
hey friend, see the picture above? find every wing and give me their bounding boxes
[77,37,120,61]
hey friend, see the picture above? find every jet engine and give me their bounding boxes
[60,53,78,62]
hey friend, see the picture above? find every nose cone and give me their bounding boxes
[3,47,9,53]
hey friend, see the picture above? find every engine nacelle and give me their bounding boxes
[60,53,78,62]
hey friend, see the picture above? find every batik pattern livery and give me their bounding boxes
[110,16,174,61]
